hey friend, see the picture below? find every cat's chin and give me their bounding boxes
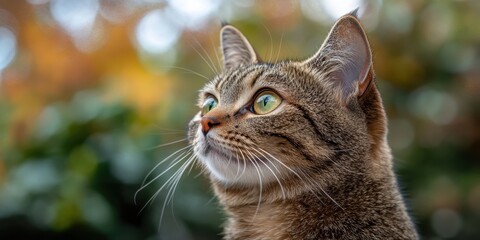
[196,145,281,186]
[198,149,263,186]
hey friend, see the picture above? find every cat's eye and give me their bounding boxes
[253,91,281,115]
[202,96,218,115]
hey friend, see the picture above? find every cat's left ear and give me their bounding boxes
[304,12,373,103]
[220,25,259,71]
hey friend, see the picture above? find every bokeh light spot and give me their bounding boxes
[408,88,458,125]
[300,0,362,23]
[167,0,221,29]
[0,27,16,74]
[99,0,134,24]
[50,0,99,34]
[135,9,181,54]
[384,1,413,33]
[389,118,415,150]
[50,0,100,51]
[35,106,63,140]
[27,0,50,4]
[81,192,113,228]
[431,208,462,238]
[320,0,362,19]
[111,139,148,184]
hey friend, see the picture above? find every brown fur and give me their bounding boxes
[188,13,417,240]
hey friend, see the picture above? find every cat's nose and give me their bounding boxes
[200,116,221,135]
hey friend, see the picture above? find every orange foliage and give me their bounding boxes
[1,3,173,143]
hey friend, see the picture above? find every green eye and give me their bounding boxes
[253,91,281,115]
[202,96,218,115]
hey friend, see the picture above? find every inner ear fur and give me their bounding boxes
[304,13,373,104]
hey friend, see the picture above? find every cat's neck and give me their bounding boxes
[212,136,417,239]
[221,171,416,240]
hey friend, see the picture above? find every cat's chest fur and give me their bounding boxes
[222,176,415,240]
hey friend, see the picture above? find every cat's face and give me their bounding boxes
[189,15,378,188]
[189,63,330,185]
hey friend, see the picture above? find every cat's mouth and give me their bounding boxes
[196,131,284,184]
[201,131,277,166]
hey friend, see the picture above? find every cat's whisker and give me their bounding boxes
[250,146,283,176]
[193,168,204,178]
[296,168,326,205]
[325,154,365,176]
[224,149,234,170]
[256,147,302,180]
[205,195,217,206]
[254,149,287,200]
[191,37,220,75]
[142,145,193,180]
[317,183,344,210]
[147,132,187,136]
[148,138,188,150]
[275,32,284,63]
[259,149,322,203]
[297,167,344,211]
[167,155,196,205]
[235,150,245,181]
[255,147,339,208]
[262,24,274,63]
[236,150,244,180]
[329,147,359,152]
[135,148,192,204]
[165,159,191,223]
[208,36,223,71]
[193,164,208,178]
[135,145,192,204]
[196,36,221,74]
[246,147,286,200]
[227,150,239,180]
[186,154,198,175]
[242,149,263,220]
[228,150,239,179]
[141,145,192,186]
[237,150,248,181]
[191,45,218,76]
[138,152,193,215]
[327,145,386,169]
[158,154,196,229]
[157,66,210,81]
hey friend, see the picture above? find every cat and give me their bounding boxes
[188,11,418,240]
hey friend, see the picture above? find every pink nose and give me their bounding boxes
[200,116,220,135]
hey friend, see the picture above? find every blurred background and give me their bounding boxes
[0,0,479,239]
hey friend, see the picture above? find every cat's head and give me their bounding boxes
[188,13,388,200]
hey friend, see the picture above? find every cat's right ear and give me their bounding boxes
[220,25,258,71]
[303,12,373,105]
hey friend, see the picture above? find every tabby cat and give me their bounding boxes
[188,12,418,240]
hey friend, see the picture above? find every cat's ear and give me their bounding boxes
[220,25,258,71]
[304,12,373,103]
